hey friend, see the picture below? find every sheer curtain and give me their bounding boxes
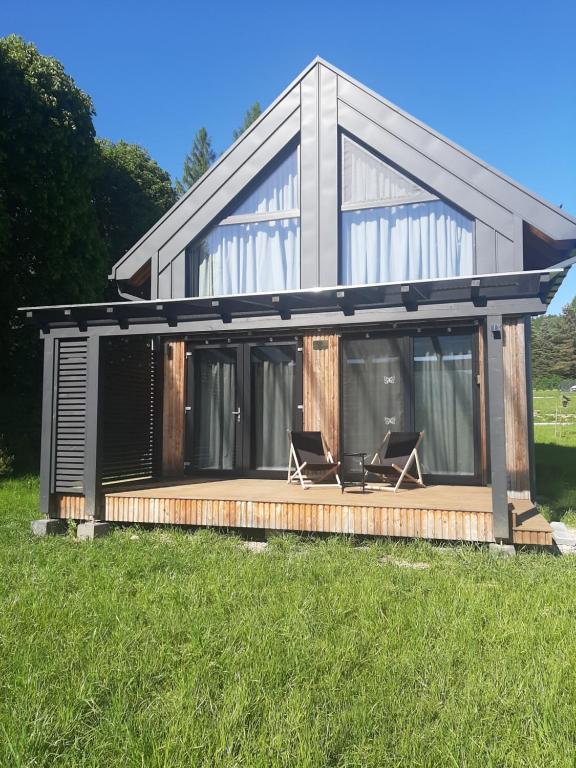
[342,338,409,458]
[192,350,236,470]
[341,202,474,285]
[414,335,475,476]
[196,218,300,295]
[252,347,294,469]
[192,147,300,296]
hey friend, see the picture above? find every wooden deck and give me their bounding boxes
[57,478,552,545]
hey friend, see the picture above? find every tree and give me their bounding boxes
[94,139,177,276]
[232,101,262,141]
[0,35,106,467]
[175,127,215,195]
[531,293,576,388]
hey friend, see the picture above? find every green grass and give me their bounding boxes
[2,477,576,766]
[534,389,576,525]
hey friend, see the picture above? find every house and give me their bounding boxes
[23,58,576,545]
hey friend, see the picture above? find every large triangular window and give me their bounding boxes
[340,135,474,284]
[188,146,300,296]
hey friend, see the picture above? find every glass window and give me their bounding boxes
[341,333,476,479]
[189,147,300,296]
[342,337,409,458]
[414,335,475,476]
[340,136,474,285]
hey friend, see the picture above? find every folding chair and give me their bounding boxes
[365,431,425,492]
[287,431,342,489]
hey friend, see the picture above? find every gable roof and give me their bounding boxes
[111,57,576,291]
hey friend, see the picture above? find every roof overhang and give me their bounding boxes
[20,269,565,333]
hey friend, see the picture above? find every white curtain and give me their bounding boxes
[253,351,294,470]
[196,218,300,295]
[342,135,428,205]
[414,336,475,476]
[234,148,299,215]
[341,201,473,285]
[192,352,236,470]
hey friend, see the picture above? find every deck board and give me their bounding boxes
[56,479,552,545]
[105,478,531,514]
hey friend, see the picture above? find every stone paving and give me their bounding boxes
[550,522,576,554]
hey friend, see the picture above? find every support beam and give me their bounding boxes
[39,336,56,517]
[83,335,102,519]
[486,315,510,541]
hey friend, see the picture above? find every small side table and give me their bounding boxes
[341,452,367,493]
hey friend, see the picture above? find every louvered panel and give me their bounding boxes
[100,336,158,483]
[54,339,88,492]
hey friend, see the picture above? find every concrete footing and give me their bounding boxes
[489,542,516,557]
[77,521,111,541]
[31,518,68,537]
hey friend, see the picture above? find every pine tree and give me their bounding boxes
[176,127,215,195]
[232,102,262,141]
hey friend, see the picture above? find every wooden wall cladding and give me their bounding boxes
[503,318,531,499]
[56,494,86,519]
[303,332,340,459]
[162,340,185,476]
[105,495,495,542]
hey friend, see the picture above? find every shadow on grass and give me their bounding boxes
[535,442,576,521]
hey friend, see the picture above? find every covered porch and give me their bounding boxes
[56,478,552,546]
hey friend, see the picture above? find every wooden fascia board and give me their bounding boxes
[337,74,576,241]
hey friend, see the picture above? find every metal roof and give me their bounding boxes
[20,269,565,332]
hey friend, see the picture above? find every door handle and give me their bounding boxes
[232,407,241,423]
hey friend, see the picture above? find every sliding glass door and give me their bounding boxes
[191,347,239,471]
[341,330,479,482]
[186,340,301,476]
[413,335,475,478]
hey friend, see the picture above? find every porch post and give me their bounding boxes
[39,335,56,517]
[486,314,510,541]
[83,335,102,519]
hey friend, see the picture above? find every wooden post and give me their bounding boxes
[83,335,102,519]
[302,331,340,460]
[486,315,510,541]
[162,340,185,476]
[39,335,56,517]
[503,317,531,499]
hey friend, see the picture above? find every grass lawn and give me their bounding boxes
[2,477,576,766]
[534,389,576,524]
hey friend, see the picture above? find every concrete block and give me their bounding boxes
[489,543,516,557]
[551,522,576,547]
[31,518,68,537]
[77,521,111,541]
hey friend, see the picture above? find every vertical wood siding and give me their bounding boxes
[503,318,531,499]
[162,340,185,475]
[303,332,340,459]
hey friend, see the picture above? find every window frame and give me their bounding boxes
[187,144,301,298]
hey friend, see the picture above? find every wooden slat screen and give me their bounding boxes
[54,339,88,493]
[100,336,158,483]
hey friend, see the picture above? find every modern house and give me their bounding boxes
[23,59,576,545]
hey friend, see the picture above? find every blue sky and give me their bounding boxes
[3,0,575,313]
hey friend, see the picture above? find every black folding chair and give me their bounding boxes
[365,431,425,492]
[287,431,341,489]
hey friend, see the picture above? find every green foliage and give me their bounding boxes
[0,435,14,477]
[0,36,175,469]
[3,480,576,766]
[532,295,576,388]
[534,389,576,521]
[175,127,215,195]
[94,139,177,275]
[232,101,262,141]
